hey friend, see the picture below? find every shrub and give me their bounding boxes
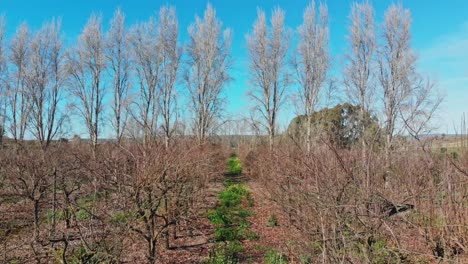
[206,242,243,264]
[226,155,243,175]
[219,184,250,207]
[265,249,288,264]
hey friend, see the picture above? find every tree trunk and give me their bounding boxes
[147,237,157,264]
[306,115,312,153]
[165,135,169,149]
[52,168,57,235]
[164,196,170,250]
[384,133,393,190]
[33,199,40,240]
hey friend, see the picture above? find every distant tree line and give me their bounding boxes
[0,1,442,153]
[0,4,231,153]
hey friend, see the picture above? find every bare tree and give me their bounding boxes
[185,4,232,142]
[378,3,416,165]
[344,2,375,113]
[247,7,290,150]
[400,76,443,141]
[293,1,329,152]
[106,9,131,144]
[8,149,50,241]
[378,4,442,188]
[343,1,375,191]
[7,23,31,142]
[26,19,66,148]
[129,15,160,144]
[157,6,181,148]
[0,16,6,143]
[67,15,106,153]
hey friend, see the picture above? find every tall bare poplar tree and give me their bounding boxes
[158,6,181,148]
[293,1,329,152]
[378,3,443,188]
[0,16,6,142]
[344,2,375,114]
[344,1,375,190]
[106,9,130,144]
[26,19,66,148]
[185,4,232,142]
[67,15,106,153]
[7,23,31,142]
[129,15,160,144]
[378,4,416,163]
[247,7,290,150]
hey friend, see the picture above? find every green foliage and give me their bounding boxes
[267,214,279,227]
[77,193,102,206]
[208,184,253,242]
[286,103,382,148]
[69,245,112,264]
[53,249,65,263]
[246,230,260,241]
[207,182,255,263]
[346,236,403,264]
[46,208,91,222]
[110,211,133,225]
[76,209,92,221]
[74,193,104,222]
[219,184,250,207]
[226,155,243,175]
[46,209,66,222]
[206,242,243,264]
[224,178,235,187]
[368,239,396,264]
[264,249,288,264]
[450,151,459,160]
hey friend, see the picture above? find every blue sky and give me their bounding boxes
[0,0,466,135]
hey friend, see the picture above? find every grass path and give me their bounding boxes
[204,154,305,264]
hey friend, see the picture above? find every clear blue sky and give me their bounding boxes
[1,0,466,135]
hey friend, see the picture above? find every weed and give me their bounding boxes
[267,214,279,227]
[208,181,253,262]
[226,155,243,175]
[46,209,66,222]
[205,242,242,264]
[265,249,288,264]
[76,209,92,221]
[110,211,133,225]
